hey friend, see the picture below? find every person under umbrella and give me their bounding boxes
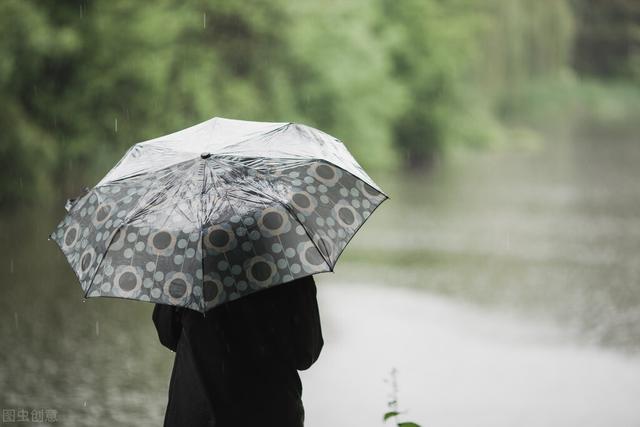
[153,275,322,426]
[50,117,387,426]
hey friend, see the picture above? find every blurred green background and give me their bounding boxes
[1,0,638,206]
[1,1,640,426]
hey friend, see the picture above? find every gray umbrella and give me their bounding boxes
[50,117,388,312]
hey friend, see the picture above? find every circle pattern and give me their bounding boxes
[297,241,327,273]
[147,230,176,256]
[245,256,277,288]
[203,274,224,308]
[308,163,341,186]
[163,272,193,305]
[333,201,361,228]
[49,156,386,312]
[114,265,143,297]
[62,222,80,250]
[108,227,126,251]
[288,191,317,214]
[79,246,96,277]
[258,207,291,237]
[92,202,115,227]
[204,225,236,253]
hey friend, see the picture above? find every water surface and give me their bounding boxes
[1,132,639,425]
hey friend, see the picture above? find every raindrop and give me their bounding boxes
[9,259,13,274]
[95,320,100,336]
[203,12,206,29]
[14,312,18,330]
[114,118,118,133]
[83,401,87,407]
[82,298,87,303]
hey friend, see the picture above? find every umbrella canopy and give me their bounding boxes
[50,117,388,312]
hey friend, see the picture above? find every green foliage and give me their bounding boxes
[384,411,400,421]
[503,75,640,135]
[384,368,422,427]
[1,0,630,207]
[0,0,407,207]
[571,0,640,79]
[284,0,405,170]
[379,0,467,169]
[0,0,73,204]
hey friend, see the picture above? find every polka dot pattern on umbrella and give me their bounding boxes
[50,117,387,313]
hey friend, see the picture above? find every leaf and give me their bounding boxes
[398,423,422,427]
[383,411,399,421]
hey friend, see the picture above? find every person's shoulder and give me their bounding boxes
[283,275,316,293]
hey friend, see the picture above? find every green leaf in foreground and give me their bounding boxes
[383,411,399,421]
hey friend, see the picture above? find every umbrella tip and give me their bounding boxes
[201,152,211,159]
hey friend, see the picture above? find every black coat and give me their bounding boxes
[152,276,323,427]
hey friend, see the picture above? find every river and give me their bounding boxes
[1,131,639,426]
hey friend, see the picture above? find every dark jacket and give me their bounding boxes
[152,276,323,427]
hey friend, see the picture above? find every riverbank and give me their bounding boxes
[303,280,640,426]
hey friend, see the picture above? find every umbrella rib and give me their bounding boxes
[99,148,197,187]
[279,199,333,272]
[198,157,248,311]
[327,193,389,272]
[82,189,122,299]
[82,224,122,299]
[122,160,197,224]
[84,162,198,300]
[197,157,209,314]
[262,164,334,272]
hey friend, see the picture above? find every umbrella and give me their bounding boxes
[49,117,388,312]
